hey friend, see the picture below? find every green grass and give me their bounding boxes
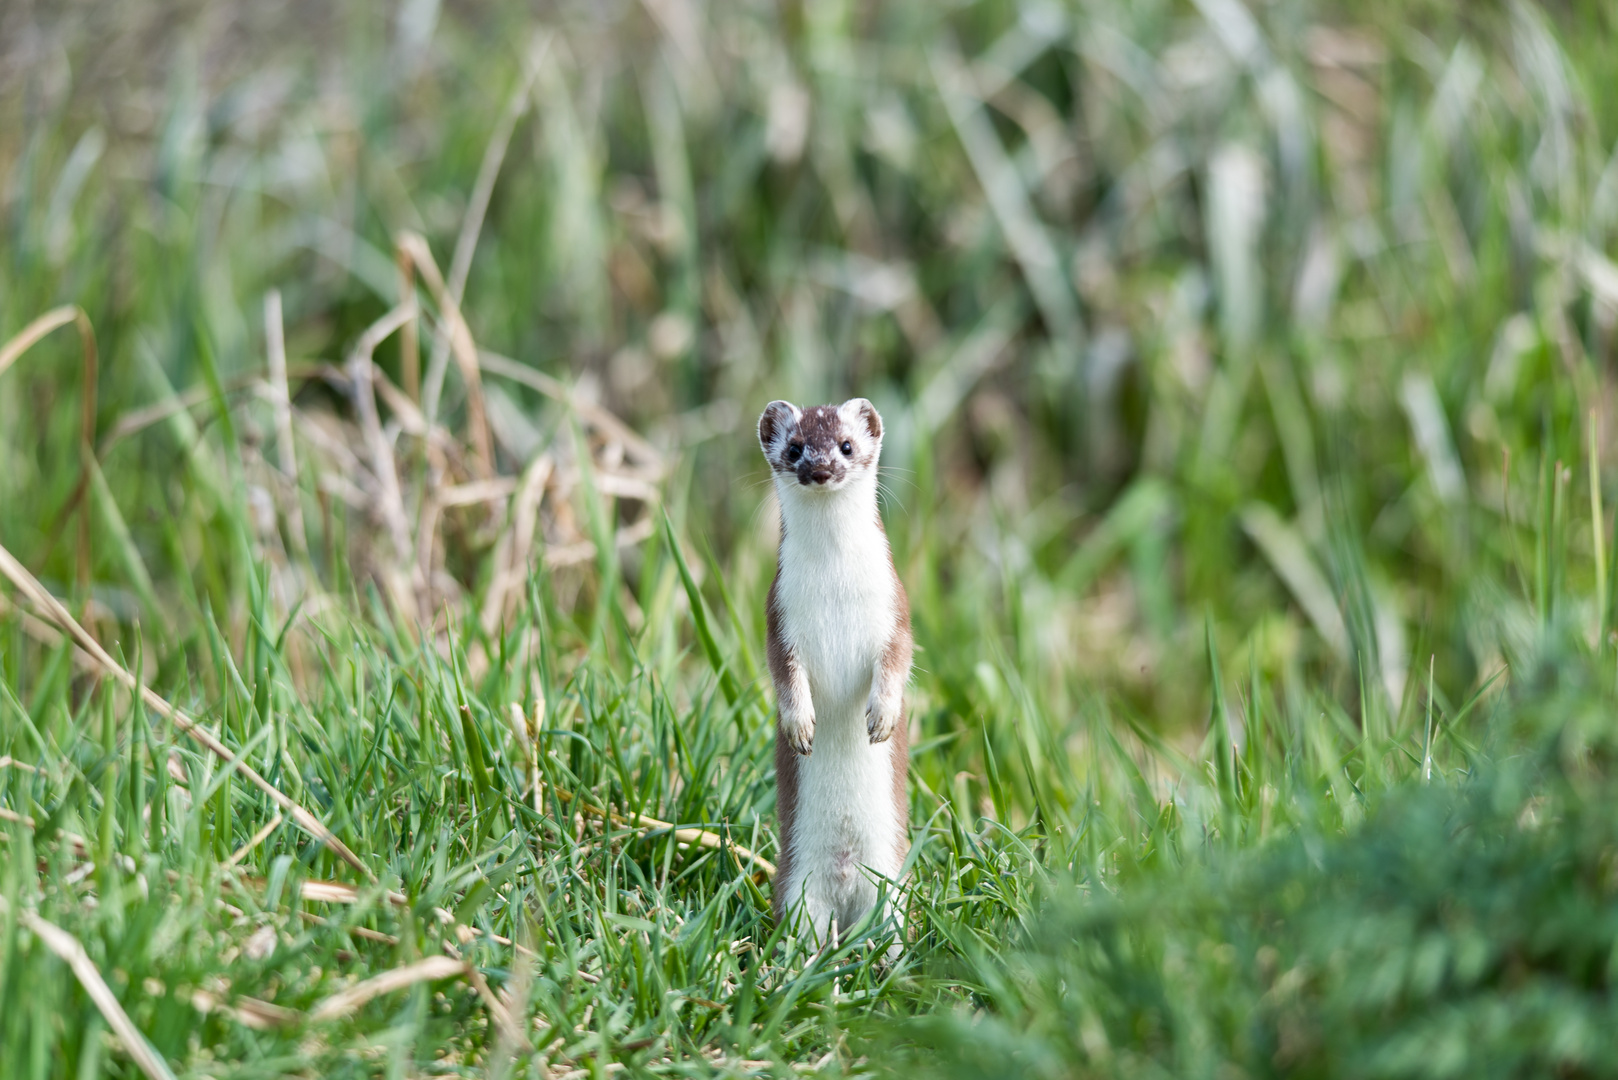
[3,0,1618,1076]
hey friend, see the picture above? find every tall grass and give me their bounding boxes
[2,0,1618,1075]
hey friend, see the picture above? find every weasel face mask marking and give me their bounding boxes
[758,398,882,491]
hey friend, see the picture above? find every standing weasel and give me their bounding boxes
[758,398,912,947]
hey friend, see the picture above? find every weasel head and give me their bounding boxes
[759,398,883,495]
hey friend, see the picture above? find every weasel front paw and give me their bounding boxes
[780,705,815,757]
[865,692,901,744]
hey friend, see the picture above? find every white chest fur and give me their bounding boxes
[774,473,906,935]
[774,478,897,709]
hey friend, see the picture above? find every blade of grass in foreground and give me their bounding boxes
[0,542,373,878]
[661,508,742,706]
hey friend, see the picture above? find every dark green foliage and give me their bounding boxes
[883,667,1618,1079]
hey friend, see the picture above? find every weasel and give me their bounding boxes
[758,398,912,948]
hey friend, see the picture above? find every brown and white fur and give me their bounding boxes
[758,398,912,948]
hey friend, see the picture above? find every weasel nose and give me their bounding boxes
[809,467,832,484]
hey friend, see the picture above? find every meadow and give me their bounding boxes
[2,0,1618,1076]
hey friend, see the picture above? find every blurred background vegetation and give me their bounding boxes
[4,0,1618,1075]
[7,0,1618,725]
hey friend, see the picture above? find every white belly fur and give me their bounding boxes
[774,483,906,939]
[784,702,905,937]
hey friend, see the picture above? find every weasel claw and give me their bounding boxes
[866,700,898,744]
[781,710,815,757]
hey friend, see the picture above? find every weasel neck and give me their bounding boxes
[775,473,884,554]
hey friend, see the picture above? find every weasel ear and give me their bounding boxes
[841,398,882,442]
[758,400,801,454]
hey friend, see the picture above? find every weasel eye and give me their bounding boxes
[840,440,853,456]
[787,443,803,462]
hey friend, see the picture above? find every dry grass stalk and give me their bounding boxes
[275,878,408,906]
[481,453,555,636]
[242,876,546,964]
[479,349,663,478]
[366,360,436,439]
[287,404,369,483]
[9,268,665,818]
[309,955,469,1022]
[192,951,495,1034]
[18,282,667,678]
[538,781,776,879]
[210,993,301,1031]
[0,805,35,828]
[264,290,310,560]
[296,910,400,946]
[0,895,178,1080]
[0,591,98,668]
[224,811,284,869]
[398,231,495,476]
[345,303,423,616]
[0,305,93,380]
[100,372,264,456]
[505,700,545,817]
[0,807,94,861]
[543,518,657,570]
[486,916,545,1080]
[445,932,531,1051]
[0,542,373,879]
[439,477,520,507]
